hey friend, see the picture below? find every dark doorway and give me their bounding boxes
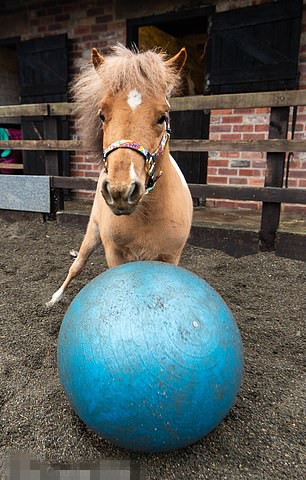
[127,7,213,191]
[17,34,69,176]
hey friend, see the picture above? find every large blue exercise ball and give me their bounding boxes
[58,261,243,453]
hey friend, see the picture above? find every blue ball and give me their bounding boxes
[58,261,243,453]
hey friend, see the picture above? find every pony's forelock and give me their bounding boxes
[71,44,181,153]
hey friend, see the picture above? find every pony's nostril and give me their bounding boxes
[128,182,141,204]
[101,180,114,205]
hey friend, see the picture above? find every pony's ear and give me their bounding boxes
[165,47,187,74]
[92,48,104,70]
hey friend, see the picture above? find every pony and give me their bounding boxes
[47,45,193,307]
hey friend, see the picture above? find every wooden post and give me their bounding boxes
[259,107,290,250]
[43,117,64,215]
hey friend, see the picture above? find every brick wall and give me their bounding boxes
[206,0,306,212]
[0,0,305,210]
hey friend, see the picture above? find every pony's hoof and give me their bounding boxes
[45,287,64,308]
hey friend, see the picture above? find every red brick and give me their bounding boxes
[229,177,248,185]
[282,204,306,214]
[233,125,254,132]
[219,134,242,140]
[207,176,228,184]
[210,125,232,132]
[287,160,301,169]
[255,124,269,132]
[218,168,237,175]
[207,167,218,175]
[242,133,266,140]
[74,25,91,35]
[47,7,62,15]
[87,8,106,16]
[91,24,106,33]
[288,170,306,179]
[248,178,264,186]
[239,169,261,176]
[251,160,266,168]
[208,159,229,167]
[48,24,62,31]
[82,34,99,41]
[286,179,298,187]
[96,15,113,23]
[255,108,270,114]
[208,200,236,209]
[38,15,55,25]
[294,123,305,131]
[209,133,219,140]
[298,179,306,187]
[222,115,243,123]
[55,14,70,21]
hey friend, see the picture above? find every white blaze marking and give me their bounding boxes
[127,89,142,110]
[170,155,188,190]
[130,162,138,182]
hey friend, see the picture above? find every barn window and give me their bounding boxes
[209,0,303,93]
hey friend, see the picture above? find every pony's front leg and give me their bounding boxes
[46,219,100,307]
[156,251,182,265]
[104,240,126,269]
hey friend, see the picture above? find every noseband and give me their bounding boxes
[102,117,171,194]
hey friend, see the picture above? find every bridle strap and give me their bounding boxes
[102,117,170,194]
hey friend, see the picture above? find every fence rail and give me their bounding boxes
[0,89,305,118]
[0,138,305,153]
[50,176,306,204]
[0,88,305,253]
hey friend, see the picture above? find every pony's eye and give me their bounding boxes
[98,110,105,123]
[157,115,166,125]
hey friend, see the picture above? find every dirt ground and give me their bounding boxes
[0,217,304,479]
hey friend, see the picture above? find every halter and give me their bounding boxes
[102,116,171,194]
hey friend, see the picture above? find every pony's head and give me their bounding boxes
[72,45,186,215]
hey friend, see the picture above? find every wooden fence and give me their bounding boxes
[0,89,305,251]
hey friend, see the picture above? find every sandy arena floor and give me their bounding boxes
[0,218,304,479]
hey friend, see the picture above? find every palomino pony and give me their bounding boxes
[47,45,193,307]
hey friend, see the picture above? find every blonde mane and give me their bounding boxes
[71,44,181,153]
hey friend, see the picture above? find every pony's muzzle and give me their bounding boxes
[101,179,143,215]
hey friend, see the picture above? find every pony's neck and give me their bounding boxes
[157,144,171,176]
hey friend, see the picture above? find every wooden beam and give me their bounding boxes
[49,102,75,116]
[259,107,290,250]
[43,119,61,175]
[51,176,98,190]
[43,117,64,214]
[170,139,306,153]
[170,90,306,111]
[0,163,23,169]
[50,176,306,204]
[189,184,306,204]
[189,225,259,257]
[0,140,82,151]
[0,90,304,120]
[0,139,304,152]
[0,103,49,117]
[48,91,306,115]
